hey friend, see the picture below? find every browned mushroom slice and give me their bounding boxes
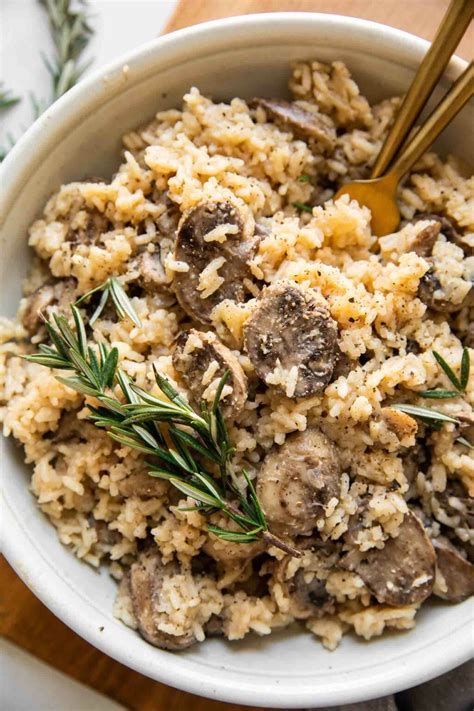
[203,531,265,564]
[415,212,472,256]
[129,549,197,650]
[155,191,181,239]
[434,478,474,530]
[21,284,56,334]
[21,279,77,335]
[252,98,336,150]
[117,471,169,498]
[432,536,474,603]
[418,267,473,314]
[274,538,339,619]
[408,221,441,257]
[91,519,122,546]
[341,510,436,606]
[172,329,248,419]
[256,429,341,537]
[127,251,167,293]
[173,201,257,324]
[243,281,338,397]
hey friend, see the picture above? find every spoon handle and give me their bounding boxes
[371,0,473,179]
[389,62,474,182]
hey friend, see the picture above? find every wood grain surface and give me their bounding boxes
[165,0,473,59]
[1,2,472,710]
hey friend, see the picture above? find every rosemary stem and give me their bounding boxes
[262,531,302,558]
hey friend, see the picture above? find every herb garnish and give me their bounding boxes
[293,201,313,213]
[1,0,94,160]
[418,348,470,398]
[0,84,21,111]
[24,292,300,558]
[297,175,311,183]
[393,347,472,446]
[39,0,94,103]
[75,277,142,327]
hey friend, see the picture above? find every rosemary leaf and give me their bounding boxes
[109,278,142,327]
[293,201,313,213]
[432,351,462,391]
[392,404,459,424]
[100,347,119,389]
[207,525,261,543]
[56,375,98,397]
[418,390,459,399]
[0,85,21,111]
[460,347,470,391]
[168,426,221,464]
[297,174,310,183]
[456,436,473,449]
[169,478,221,508]
[89,287,110,326]
[131,424,160,450]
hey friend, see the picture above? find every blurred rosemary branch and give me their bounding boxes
[0,0,94,160]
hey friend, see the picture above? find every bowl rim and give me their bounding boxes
[1,11,472,709]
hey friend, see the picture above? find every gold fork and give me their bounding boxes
[335,0,473,236]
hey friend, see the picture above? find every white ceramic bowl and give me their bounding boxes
[1,13,473,709]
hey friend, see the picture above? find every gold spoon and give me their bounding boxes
[372,0,473,178]
[335,0,473,236]
[335,63,474,236]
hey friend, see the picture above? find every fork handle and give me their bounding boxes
[389,62,474,182]
[371,0,473,179]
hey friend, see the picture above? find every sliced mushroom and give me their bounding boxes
[155,191,181,239]
[252,98,336,150]
[129,549,197,650]
[172,329,248,419]
[91,519,122,546]
[418,267,473,314]
[243,281,339,397]
[203,531,265,564]
[401,443,430,499]
[21,284,56,334]
[173,200,257,324]
[408,221,441,257]
[21,279,77,335]
[434,478,474,530]
[274,538,339,619]
[204,614,224,637]
[256,429,341,537]
[432,536,474,603]
[126,251,168,293]
[415,212,472,256]
[117,471,169,498]
[341,510,436,606]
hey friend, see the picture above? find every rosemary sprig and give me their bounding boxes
[394,347,472,446]
[0,84,21,111]
[418,348,470,398]
[1,0,94,161]
[75,278,142,327]
[24,302,300,557]
[39,0,94,101]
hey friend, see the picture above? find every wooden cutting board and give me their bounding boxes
[1,3,471,710]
